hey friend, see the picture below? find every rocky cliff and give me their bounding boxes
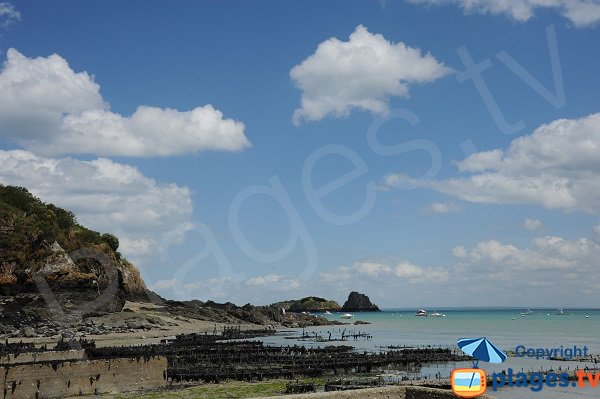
[0,185,155,331]
[272,296,341,312]
[0,185,338,337]
[341,291,380,312]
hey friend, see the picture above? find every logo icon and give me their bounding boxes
[451,368,487,398]
[452,337,507,398]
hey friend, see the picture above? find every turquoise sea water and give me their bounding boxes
[258,308,600,399]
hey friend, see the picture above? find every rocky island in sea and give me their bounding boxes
[272,296,341,313]
[341,291,381,312]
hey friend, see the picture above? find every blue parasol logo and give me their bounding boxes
[458,337,507,368]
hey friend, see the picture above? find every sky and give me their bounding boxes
[1,0,600,308]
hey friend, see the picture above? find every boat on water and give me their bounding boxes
[324,311,332,315]
[340,313,354,319]
[555,309,571,315]
[520,309,534,316]
[429,311,445,317]
[415,309,428,317]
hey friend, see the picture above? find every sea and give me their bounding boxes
[257,308,600,399]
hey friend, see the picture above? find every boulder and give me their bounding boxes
[21,326,36,337]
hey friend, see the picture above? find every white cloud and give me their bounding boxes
[394,261,428,278]
[524,218,543,231]
[445,234,600,304]
[0,49,251,157]
[0,2,20,28]
[153,279,177,290]
[353,261,392,277]
[153,231,600,306]
[0,150,194,261]
[180,278,233,301]
[427,202,462,213]
[452,245,467,258]
[386,114,600,214]
[408,0,600,27]
[594,223,600,242]
[290,25,451,125]
[460,237,594,272]
[324,259,448,284]
[245,274,301,291]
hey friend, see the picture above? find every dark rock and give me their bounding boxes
[341,291,380,312]
[274,296,341,313]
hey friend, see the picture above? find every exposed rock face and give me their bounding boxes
[0,184,159,332]
[39,242,77,275]
[341,291,380,312]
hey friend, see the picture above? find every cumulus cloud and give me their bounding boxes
[245,274,301,291]
[446,234,600,303]
[452,245,467,258]
[524,218,543,231]
[0,150,194,261]
[322,259,449,284]
[455,236,600,274]
[0,2,20,28]
[408,0,600,27]
[153,230,600,306]
[0,49,251,157]
[290,25,451,125]
[426,202,462,213]
[386,114,600,214]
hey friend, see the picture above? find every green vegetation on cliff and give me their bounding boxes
[0,184,146,299]
[272,296,341,312]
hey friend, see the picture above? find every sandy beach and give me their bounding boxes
[6,301,263,348]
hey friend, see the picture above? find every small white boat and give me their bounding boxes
[430,312,445,317]
[324,311,332,315]
[415,309,428,317]
[555,309,570,315]
[520,309,534,316]
[340,313,354,319]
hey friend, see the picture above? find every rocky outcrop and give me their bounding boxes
[0,184,160,333]
[273,296,341,313]
[39,242,78,275]
[0,185,340,337]
[165,300,342,328]
[341,291,380,312]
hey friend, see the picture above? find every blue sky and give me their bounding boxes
[1,0,600,307]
